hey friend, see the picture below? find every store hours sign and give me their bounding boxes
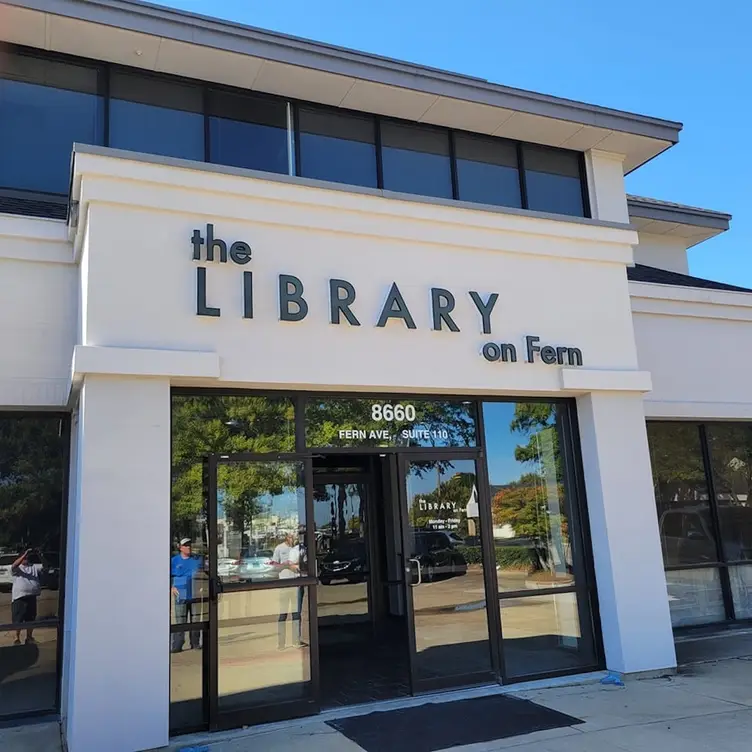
[190,224,584,368]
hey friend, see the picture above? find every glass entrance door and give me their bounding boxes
[398,455,496,693]
[206,454,318,729]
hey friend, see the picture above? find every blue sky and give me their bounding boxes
[161,0,750,287]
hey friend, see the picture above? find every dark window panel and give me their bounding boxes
[0,52,103,194]
[298,107,377,188]
[109,71,204,161]
[646,423,718,567]
[0,628,58,717]
[455,132,521,208]
[705,424,752,562]
[208,90,288,174]
[380,121,452,199]
[523,144,584,217]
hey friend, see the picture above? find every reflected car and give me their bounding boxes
[413,531,467,582]
[237,550,277,582]
[217,557,240,581]
[319,540,366,585]
[0,554,15,592]
[42,551,60,590]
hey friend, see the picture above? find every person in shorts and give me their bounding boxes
[11,548,44,645]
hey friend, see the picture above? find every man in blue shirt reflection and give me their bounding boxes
[171,538,203,653]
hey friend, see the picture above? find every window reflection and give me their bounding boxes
[405,460,492,682]
[381,121,453,198]
[665,568,725,627]
[706,424,752,562]
[0,627,58,717]
[647,423,718,566]
[299,107,377,188]
[455,133,521,208]
[483,402,574,590]
[215,461,306,584]
[208,90,288,174]
[729,565,752,619]
[109,71,204,161]
[0,51,103,194]
[217,589,311,708]
[523,145,584,217]
[500,593,594,678]
[305,398,476,448]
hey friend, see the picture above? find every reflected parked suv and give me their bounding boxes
[319,539,366,585]
[412,531,467,582]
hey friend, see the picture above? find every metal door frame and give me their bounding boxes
[396,450,498,695]
[206,452,320,730]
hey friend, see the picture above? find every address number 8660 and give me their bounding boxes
[371,404,416,422]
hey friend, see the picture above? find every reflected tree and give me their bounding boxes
[0,417,65,552]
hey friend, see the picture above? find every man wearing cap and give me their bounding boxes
[171,538,203,653]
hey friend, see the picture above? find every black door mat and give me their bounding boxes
[326,693,583,752]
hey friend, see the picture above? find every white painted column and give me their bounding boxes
[576,390,676,674]
[63,375,171,752]
[584,149,630,223]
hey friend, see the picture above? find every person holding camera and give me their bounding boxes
[11,548,44,645]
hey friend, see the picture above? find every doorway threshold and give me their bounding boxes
[164,671,607,752]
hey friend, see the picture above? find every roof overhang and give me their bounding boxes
[1,0,681,172]
[627,195,731,247]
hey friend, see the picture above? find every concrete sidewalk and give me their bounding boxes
[4,647,752,752]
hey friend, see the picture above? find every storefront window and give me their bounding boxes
[109,71,204,161]
[0,51,103,194]
[298,107,377,188]
[706,424,752,562]
[455,132,521,208]
[0,414,68,719]
[208,90,289,174]
[305,398,477,448]
[380,121,453,199]
[482,401,597,678]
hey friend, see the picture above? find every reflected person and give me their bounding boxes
[11,548,44,645]
[272,532,303,650]
[171,538,202,653]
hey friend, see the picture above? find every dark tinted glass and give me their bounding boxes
[647,423,718,566]
[109,71,204,161]
[455,133,521,208]
[298,107,377,188]
[208,90,288,174]
[0,51,103,193]
[706,424,752,562]
[381,122,452,198]
[523,145,584,217]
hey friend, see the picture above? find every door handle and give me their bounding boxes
[209,576,224,602]
[408,558,422,586]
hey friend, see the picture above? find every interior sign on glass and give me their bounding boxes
[191,224,583,367]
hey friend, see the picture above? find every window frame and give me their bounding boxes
[1,42,592,221]
[647,420,752,628]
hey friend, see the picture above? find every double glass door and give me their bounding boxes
[195,451,493,728]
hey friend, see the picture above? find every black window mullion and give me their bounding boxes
[516,142,528,209]
[578,153,591,218]
[374,114,384,189]
[203,86,210,163]
[102,62,110,147]
[698,423,736,620]
[448,129,459,200]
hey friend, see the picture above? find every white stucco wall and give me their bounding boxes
[0,214,76,407]
[632,281,752,419]
[633,232,690,275]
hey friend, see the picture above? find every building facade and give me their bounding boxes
[0,1,748,751]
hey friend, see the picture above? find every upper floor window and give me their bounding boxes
[298,107,377,188]
[208,90,288,174]
[109,71,204,161]
[455,133,521,209]
[381,121,453,199]
[523,144,585,217]
[0,51,103,194]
